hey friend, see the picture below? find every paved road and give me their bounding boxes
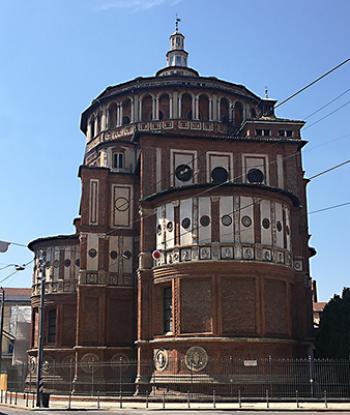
[0,408,347,415]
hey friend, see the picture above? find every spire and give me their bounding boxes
[166,16,188,68]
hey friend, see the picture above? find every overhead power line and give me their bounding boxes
[304,99,350,130]
[309,201,350,215]
[275,56,350,108]
[304,87,350,119]
[308,159,350,180]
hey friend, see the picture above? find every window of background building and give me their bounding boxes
[47,309,56,344]
[163,286,173,333]
[113,152,125,170]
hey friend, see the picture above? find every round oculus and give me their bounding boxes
[241,215,252,227]
[114,197,129,212]
[175,164,193,182]
[110,251,118,260]
[277,221,283,232]
[75,259,80,267]
[181,217,191,229]
[200,215,211,227]
[167,221,174,232]
[64,259,71,267]
[88,248,97,258]
[211,167,228,184]
[221,214,233,226]
[262,218,270,229]
[123,250,132,260]
[247,168,264,184]
[156,224,162,235]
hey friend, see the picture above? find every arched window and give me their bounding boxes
[141,95,153,121]
[159,94,170,119]
[122,98,131,125]
[90,116,95,138]
[198,95,210,121]
[220,98,230,124]
[234,101,243,125]
[181,93,192,120]
[108,103,117,129]
[96,113,101,135]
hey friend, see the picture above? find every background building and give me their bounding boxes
[28,26,314,391]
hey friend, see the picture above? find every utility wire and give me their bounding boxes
[304,87,350,119]
[304,99,350,130]
[308,159,350,180]
[0,259,33,284]
[275,57,350,108]
[309,201,350,215]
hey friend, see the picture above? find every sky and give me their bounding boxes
[0,0,349,301]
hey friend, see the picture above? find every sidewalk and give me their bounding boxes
[1,392,350,411]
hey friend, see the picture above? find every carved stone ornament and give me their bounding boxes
[154,349,169,371]
[80,353,99,373]
[185,346,208,372]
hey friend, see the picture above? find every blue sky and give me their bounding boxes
[0,0,349,300]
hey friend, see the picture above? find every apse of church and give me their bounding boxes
[28,23,314,389]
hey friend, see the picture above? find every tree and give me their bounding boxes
[315,287,350,358]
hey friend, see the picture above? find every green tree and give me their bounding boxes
[315,287,350,358]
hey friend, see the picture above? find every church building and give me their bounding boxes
[28,24,314,391]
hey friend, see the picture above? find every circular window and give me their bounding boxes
[211,167,228,184]
[157,224,162,235]
[181,217,191,229]
[110,251,118,260]
[241,215,252,227]
[200,215,211,227]
[221,215,232,226]
[247,168,264,184]
[64,259,71,267]
[88,248,97,258]
[114,197,129,212]
[167,222,173,232]
[286,225,290,235]
[175,164,193,182]
[75,259,80,267]
[123,251,132,260]
[262,218,270,229]
[277,221,282,232]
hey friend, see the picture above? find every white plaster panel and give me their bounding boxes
[239,196,254,244]
[285,205,291,251]
[165,203,175,249]
[219,196,234,242]
[109,236,119,273]
[180,198,193,246]
[63,248,71,280]
[156,206,165,250]
[275,202,284,248]
[111,184,133,228]
[87,233,99,271]
[277,154,284,188]
[198,197,211,244]
[260,200,272,245]
[120,236,133,274]
[89,179,99,225]
[170,149,197,187]
[206,152,233,182]
[242,154,269,185]
[52,247,60,281]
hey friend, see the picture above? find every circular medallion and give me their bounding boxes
[111,354,129,373]
[157,224,162,235]
[247,168,264,184]
[123,250,132,259]
[88,248,97,258]
[110,250,118,260]
[175,164,193,182]
[200,215,211,227]
[185,347,208,372]
[53,260,60,268]
[114,197,129,212]
[262,218,270,229]
[64,259,71,267]
[241,215,252,227]
[75,258,80,267]
[167,221,173,232]
[62,354,75,366]
[154,349,169,372]
[211,167,228,183]
[221,214,232,226]
[181,217,191,229]
[80,353,99,373]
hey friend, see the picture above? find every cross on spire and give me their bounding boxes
[175,14,181,32]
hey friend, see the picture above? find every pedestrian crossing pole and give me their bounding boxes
[36,251,46,407]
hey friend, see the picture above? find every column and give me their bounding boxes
[209,97,213,121]
[86,123,91,141]
[101,108,107,131]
